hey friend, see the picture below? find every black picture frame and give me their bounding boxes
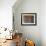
[21,13,37,26]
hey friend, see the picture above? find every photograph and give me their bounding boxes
[21,13,37,26]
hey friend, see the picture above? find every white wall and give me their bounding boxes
[0,0,16,29]
[41,0,46,46]
[13,0,41,46]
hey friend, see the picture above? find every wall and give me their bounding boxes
[13,0,41,46]
[0,0,16,30]
[41,0,46,46]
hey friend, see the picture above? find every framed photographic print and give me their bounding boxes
[21,13,37,26]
